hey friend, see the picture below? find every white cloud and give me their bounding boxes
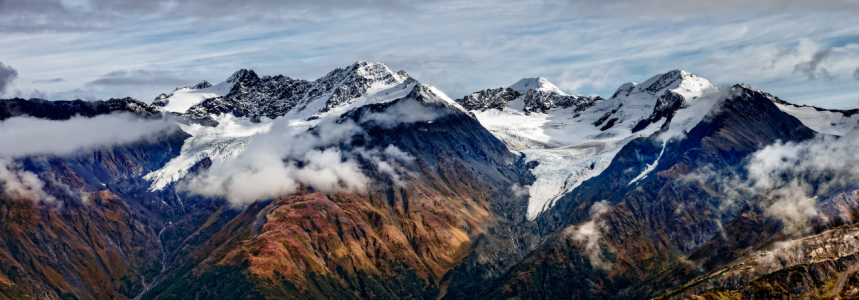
[567,199,613,271]
[0,114,180,158]
[3,1,858,109]
[0,158,54,202]
[357,146,413,188]
[511,183,530,197]
[682,130,859,236]
[180,116,366,205]
[0,61,17,96]
[383,144,415,163]
[179,97,436,205]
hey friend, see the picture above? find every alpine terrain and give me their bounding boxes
[2,61,859,300]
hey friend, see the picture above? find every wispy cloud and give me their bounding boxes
[31,78,63,83]
[1,0,858,108]
[794,49,837,83]
[0,62,18,96]
[86,69,192,87]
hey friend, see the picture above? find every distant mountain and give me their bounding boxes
[3,62,859,300]
[1,97,158,120]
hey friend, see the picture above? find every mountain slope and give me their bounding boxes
[474,84,818,299]
[140,83,534,299]
[4,63,859,300]
[0,99,243,300]
[456,70,719,220]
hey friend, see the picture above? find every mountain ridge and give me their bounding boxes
[2,62,859,300]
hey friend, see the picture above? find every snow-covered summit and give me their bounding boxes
[612,70,714,100]
[509,77,564,95]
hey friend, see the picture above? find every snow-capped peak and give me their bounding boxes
[191,80,213,90]
[226,69,259,84]
[634,70,714,99]
[509,77,565,95]
[351,61,411,84]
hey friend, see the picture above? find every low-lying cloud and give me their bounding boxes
[510,183,530,197]
[683,130,859,236]
[568,200,613,271]
[0,114,180,158]
[0,158,54,202]
[181,117,366,205]
[357,145,416,188]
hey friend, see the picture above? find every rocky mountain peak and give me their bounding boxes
[455,76,601,114]
[192,80,212,90]
[226,69,260,84]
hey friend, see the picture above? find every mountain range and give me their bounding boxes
[1,61,859,299]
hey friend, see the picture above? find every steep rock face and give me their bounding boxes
[473,85,818,299]
[456,87,521,111]
[454,77,603,114]
[141,88,535,300]
[521,89,602,114]
[185,70,312,120]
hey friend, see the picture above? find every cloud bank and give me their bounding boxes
[0,113,180,158]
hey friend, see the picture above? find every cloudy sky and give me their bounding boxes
[1,0,858,108]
